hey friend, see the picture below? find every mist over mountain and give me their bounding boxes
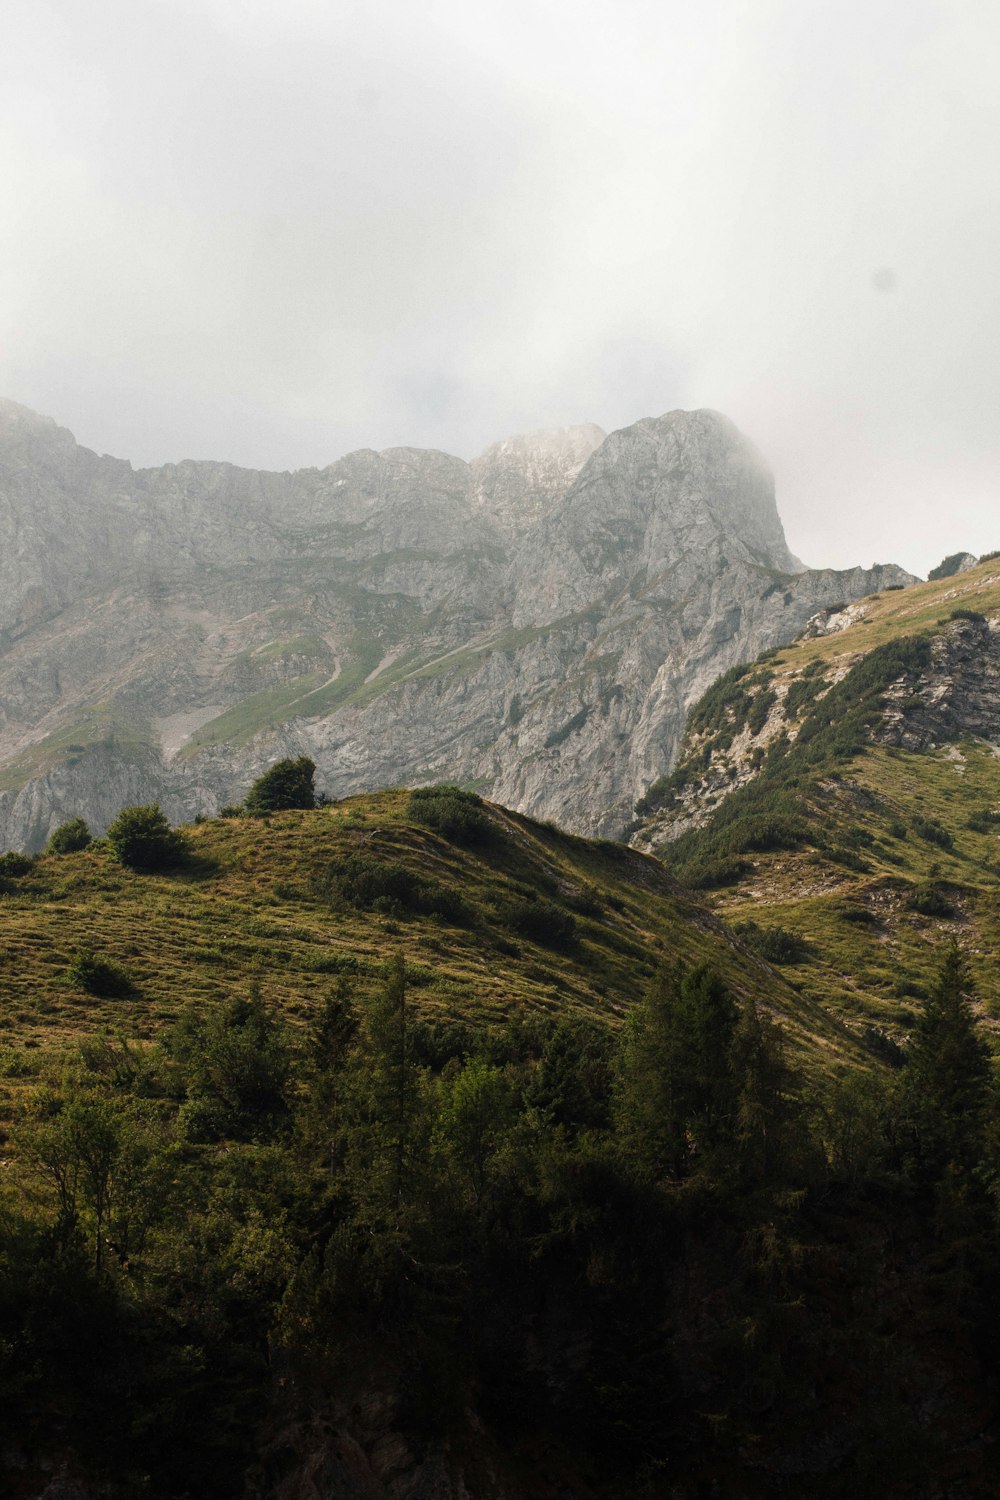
[0,398,914,850]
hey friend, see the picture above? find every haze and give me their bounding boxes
[1,0,997,577]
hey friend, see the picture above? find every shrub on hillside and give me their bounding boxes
[928,553,972,581]
[244,756,316,814]
[67,948,132,998]
[678,856,752,889]
[967,809,1000,834]
[319,852,472,922]
[0,851,34,877]
[106,804,188,871]
[909,883,953,918]
[734,920,809,965]
[409,785,492,845]
[46,818,92,855]
[911,815,954,851]
[492,891,576,947]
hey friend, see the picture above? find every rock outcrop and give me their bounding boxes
[0,398,915,849]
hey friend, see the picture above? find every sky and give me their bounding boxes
[1,0,997,577]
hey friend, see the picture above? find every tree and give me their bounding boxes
[899,943,991,1180]
[615,963,738,1180]
[170,993,291,1142]
[244,756,316,814]
[17,1087,165,1276]
[46,817,92,855]
[106,803,187,871]
[437,1055,512,1212]
[346,953,429,1225]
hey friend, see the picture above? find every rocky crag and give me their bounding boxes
[0,398,914,849]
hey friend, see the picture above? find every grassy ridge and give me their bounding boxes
[0,789,861,1132]
[640,556,1000,1048]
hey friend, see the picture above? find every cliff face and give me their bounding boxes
[0,398,914,849]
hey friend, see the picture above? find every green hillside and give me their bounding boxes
[637,556,1000,1049]
[0,787,862,1112]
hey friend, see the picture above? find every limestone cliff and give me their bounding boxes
[0,398,915,849]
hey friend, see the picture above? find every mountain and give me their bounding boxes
[631,555,1000,1050]
[0,398,914,850]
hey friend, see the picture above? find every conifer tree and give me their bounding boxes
[899,943,990,1180]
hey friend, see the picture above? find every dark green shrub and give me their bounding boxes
[218,804,243,818]
[967,809,1000,834]
[493,892,576,946]
[980,550,1000,563]
[0,851,33,877]
[67,948,131,998]
[46,819,92,855]
[949,608,985,623]
[106,804,188,870]
[862,1025,906,1066]
[320,853,471,923]
[928,553,970,581]
[734,921,809,964]
[911,815,954,851]
[909,883,953,918]
[244,756,316,814]
[678,856,752,889]
[838,903,877,925]
[409,785,492,845]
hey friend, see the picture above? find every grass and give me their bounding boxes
[0,789,866,1131]
[637,555,1000,1050]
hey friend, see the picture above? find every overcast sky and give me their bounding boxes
[1,0,997,576]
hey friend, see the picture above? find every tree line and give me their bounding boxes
[2,939,999,1497]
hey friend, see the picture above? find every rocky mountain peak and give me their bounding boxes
[0,396,919,849]
[469,422,605,534]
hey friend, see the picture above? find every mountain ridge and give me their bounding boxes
[0,399,914,849]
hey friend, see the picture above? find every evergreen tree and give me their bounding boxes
[615,962,738,1180]
[899,943,991,1180]
[349,953,427,1224]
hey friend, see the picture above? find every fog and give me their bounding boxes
[1,0,997,576]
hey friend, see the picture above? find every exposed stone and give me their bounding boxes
[0,398,915,849]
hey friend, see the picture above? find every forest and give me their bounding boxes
[2,934,998,1498]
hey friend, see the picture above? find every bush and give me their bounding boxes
[409,785,492,845]
[46,818,92,855]
[678,856,752,889]
[967,809,1000,834]
[492,891,576,946]
[67,948,132,998]
[909,884,953,918]
[928,552,972,581]
[320,853,472,923]
[0,851,33,877]
[949,608,985,624]
[911,815,954,851]
[244,756,316,814]
[734,920,809,964]
[106,804,188,871]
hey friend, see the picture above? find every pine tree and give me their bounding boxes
[615,962,738,1180]
[899,943,991,1180]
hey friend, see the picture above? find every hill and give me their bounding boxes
[0,398,912,848]
[633,554,1000,1048]
[0,785,860,1114]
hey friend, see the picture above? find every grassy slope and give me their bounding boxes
[645,556,1000,1047]
[0,790,861,1129]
